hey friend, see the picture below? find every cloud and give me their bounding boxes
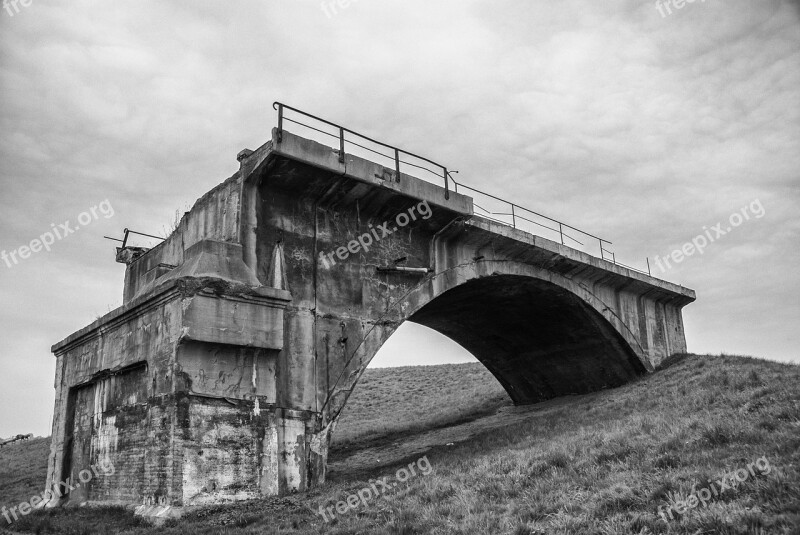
[0,0,798,437]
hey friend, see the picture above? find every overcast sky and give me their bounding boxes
[1,0,798,438]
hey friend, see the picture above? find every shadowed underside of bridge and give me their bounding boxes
[45,127,695,518]
[409,275,646,404]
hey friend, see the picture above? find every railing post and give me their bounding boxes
[443,167,450,200]
[338,127,345,164]
[277,104,283,143]
[122,228,130,248]
[395,148,401,182]
[559,223,564,245]
[511,204,516,229]
[646,257,651,276]
[599,239,604,259]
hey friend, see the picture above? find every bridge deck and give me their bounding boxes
[269,128,694,304]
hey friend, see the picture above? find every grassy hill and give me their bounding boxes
[2,354,799,534]
[0,437,50,512]
[331,362,510,450]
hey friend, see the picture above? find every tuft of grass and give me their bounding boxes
[701,422,733,446]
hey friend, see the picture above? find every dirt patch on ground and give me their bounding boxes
[328,393,593,481]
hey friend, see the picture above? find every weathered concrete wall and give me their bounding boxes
[46,240,293,511]
[47,281,183,507]
[47,128,695,516]
[123,173,246,303]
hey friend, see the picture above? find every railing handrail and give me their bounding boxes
[451,179,611,245]
[273,101,451,199]
[271,102,652,276]
[274,102,448,172]
[104,228,164,248]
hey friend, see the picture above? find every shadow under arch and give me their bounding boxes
[407,273,646,404]
[322,260,649,425]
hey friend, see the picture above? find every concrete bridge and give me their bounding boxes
[45,109,695,517]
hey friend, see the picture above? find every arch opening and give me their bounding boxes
[406,274,647,404]
[327,273,648,479]
[333,326,510,450]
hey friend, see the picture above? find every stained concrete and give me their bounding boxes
[45,128,695,517]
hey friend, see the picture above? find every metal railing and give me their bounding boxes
[458,181,651,275]
[274,102,451,199]
[451,180,615,260]
[272,102,652,276]
[104,228,164,248]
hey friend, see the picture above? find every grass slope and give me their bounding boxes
[2,354,799,534]
[331,362,510,450]
[0,437,50,511]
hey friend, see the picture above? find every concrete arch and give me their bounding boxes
[323,260,649,426]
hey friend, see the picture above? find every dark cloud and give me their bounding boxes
[1,0,798,437]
